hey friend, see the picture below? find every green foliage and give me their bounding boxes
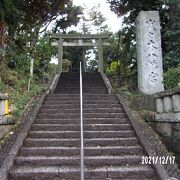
[53,2,83,33]
[87,59,98,72]
[107,0,180,91]
[80,3,110,34]
[162,1,180,71]
[64,44,83,72]
[104,31,137,91]
[0,0,18,22]
[163,66,180,89]
[106,61,120,74]
[89,4,109,33]
[3,70,18,86]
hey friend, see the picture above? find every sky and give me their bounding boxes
[72,0,122,33]
[50,0,122,64]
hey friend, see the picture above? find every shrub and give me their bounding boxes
[163,66,180,89]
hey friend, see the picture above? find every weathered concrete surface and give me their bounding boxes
[48,73,61,94]
[101,72,115,94]
[136,11,164,94]
[172,94,180,112]
[0,93,46,180]
[117,94,180,179]
[155,113,180,122]
[130,94,156,111]
[0,125,11,140]
[155,122,172,137]
[0,93,7,116]
[0,101,5,116]
[156,98,163,113]
[155,87,180,122]
[155,87,180,98]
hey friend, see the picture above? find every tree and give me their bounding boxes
[0,0,21,82]
[77,4,110,71]
[63,31,83,72]
[89,4,109,34]
[53,2,83,33]
[0,0,71,82]
[107,0,180,90]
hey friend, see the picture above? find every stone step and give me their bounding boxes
[7,72,157,179]
[28,130,135,138]
[56,84,105,87]
[8,165,156,180]
[14,155,143,167]
[43,99,119,104]
[56,85,106,88]
[35,117,129,124]
[55,86,106,89]
[58,82,104,84]
[37,112,126,119]
[105,166,156,179]
[40,108,123,114]
[55,88,107,90]
[54,91,108,94]
[45,96,117,100]
[19,146,144,156]
[47,94,115,97]
[42,104,122,109]
[23,137,139,147]
[31,123,131,131]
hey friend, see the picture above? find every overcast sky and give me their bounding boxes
[73,0,122,33]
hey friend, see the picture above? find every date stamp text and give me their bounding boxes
[142,156,175,164]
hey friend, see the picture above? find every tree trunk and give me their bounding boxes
[0,22,6,63]
[0,22,6,82]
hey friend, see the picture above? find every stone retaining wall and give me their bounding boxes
[155,87,180,122]
[153,87,180,153]
[128,87,180,154]
[130,94,156,111]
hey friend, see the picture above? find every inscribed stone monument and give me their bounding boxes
[136,11,164,94]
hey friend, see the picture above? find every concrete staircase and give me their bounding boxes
[8,72,157,179]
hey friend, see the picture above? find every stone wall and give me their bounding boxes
[129,87,180,154]
[130,94,156,111]
[154,87,180,153]
[155,87,180,122]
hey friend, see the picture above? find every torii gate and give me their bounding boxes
[49,33,110,73]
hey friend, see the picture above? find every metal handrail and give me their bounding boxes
[80,62,84,180]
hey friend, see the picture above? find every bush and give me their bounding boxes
[163,66,180,89]
[106,61,120,75]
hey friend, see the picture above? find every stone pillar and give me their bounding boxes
[172,94,180,112]
[136,11,164,94]
[0,100,5,116]
[0,93,6,116]
[58,38,63,73]
[98,38,104,73]
[156,98,163,113]
[163,96,173,112]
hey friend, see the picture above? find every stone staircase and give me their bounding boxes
[8,72,157,179]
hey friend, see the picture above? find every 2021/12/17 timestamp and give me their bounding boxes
[142,156,175,164]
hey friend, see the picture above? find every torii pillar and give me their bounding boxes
[58,37,63,73]
[98,38,104,73]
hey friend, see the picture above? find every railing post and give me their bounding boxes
[80,62,84,180]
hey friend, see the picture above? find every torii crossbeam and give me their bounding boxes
[49,33,111,73]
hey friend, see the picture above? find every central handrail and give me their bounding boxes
[80,62,84,180]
